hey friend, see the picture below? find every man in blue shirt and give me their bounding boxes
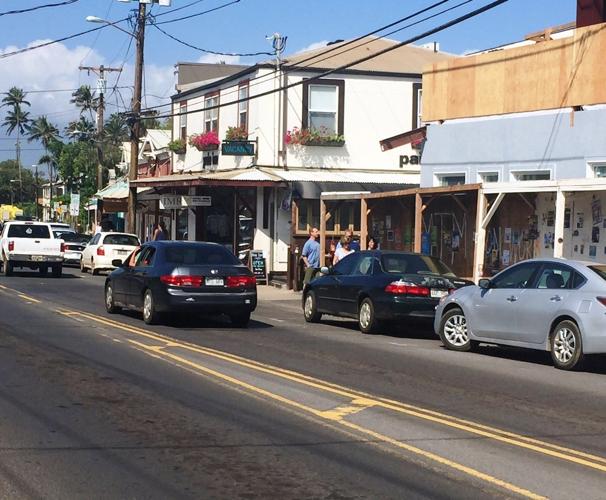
[301,226,320,284]
[336,229,360,252]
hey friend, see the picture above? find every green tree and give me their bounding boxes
[65,116,96,142]
[29,117,60,219]
[0,159,36,206]
[1,87,31,197]
[70,85,98,121]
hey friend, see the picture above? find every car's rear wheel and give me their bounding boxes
[91,259,99,276]
[3,257,12,277]
[359,298,380,334]
[439,307,471,352]
[142,289,160,325]
[230,311,251,328]
[551,320,584,370]
[105,283,120,314]
[80,259,87,273]
[51,264,62,278]
[303,291,322,323]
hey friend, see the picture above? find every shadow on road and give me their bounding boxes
[0,271,79,279]
[319,318,436,339]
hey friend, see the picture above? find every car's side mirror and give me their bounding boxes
[112,259,124,267]
[478,278,492,289]
[320,266,330,275]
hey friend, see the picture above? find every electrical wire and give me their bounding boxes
[140,0,460,113]
[0,0,78,17]
[152,0,241,25]
[153,0,208,17]
[148,0,509,121]
[151,23,274,57]
[79,0,115,67]
[21,86,132,94]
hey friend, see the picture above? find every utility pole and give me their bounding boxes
[127,1,146,235]
[79,65,122,192]
[34,164,40,220]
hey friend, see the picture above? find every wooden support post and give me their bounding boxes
[360,197,368,250]
[553,189,565,258]
[473,190,487,284]
[414,193,422,253]
[320,198,326,267]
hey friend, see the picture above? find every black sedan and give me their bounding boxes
[104,241,257,326]
[302,250,473,334]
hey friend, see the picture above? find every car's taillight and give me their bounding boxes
[226,275,256,288]
[597,297,606,307]
[384,281,430,297]
[160,275,203,287]
[97,246,105,256]
[7,240,14,252]
[60,242,65,253]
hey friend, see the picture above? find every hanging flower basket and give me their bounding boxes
[285,126,345,147]
[225,125,248,141]
[168,139,187,155]
[188,131,220,152]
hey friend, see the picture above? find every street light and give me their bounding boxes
[86,5,145,235]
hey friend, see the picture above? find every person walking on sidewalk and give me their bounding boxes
[301,226,320,285]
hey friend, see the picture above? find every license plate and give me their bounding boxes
[31,255,46,262]
[431,289,448,299]
[116,250,128,255]
[205,277,224,286]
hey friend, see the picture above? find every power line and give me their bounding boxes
[152,0,242,25]
[20,86,132,94]
[151,23,274,57]
[148,0,509,121]
[154,0,208,17]
[140,0,460,113]
[0,0,78,17]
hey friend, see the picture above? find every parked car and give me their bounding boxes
[81,232,140,275]
[59,232,91,266]
[104,241,257,326]
[302,250,473,333]
[435,258,606,370]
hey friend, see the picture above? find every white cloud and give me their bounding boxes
[294,41,329,55]
[196,53,241,65]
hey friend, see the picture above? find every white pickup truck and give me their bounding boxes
[1,221,65,277]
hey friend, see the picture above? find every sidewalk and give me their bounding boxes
[257,285,301,302]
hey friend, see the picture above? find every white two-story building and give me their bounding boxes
[131,37,453,279]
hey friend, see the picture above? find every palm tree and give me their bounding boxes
[70,85,98,121]
[29,117,60,220]
[65,116,96,142]
[2,87,31,196]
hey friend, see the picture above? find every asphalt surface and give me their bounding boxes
[1,266,606,499]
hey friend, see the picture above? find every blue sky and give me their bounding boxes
[0,0,577,167]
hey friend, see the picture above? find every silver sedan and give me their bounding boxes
[434,258,606,370]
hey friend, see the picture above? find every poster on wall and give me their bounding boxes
[452,230,461,251]
[590,245,597,257]
[512,230,519,245]
[592,198,603,225]
[564,208,571,229]
[385,215,392,229]
[577,212,585,229]
[504,227,512,244]
[593,226,600,243]
[546,211,555,227]
[502,249,510,266]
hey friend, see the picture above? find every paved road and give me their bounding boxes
[1,267,606,499]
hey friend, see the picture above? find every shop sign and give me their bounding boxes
[221,141,255,156]
[160,195,212,209]
[399,155,420,171]
[250,250,267,283]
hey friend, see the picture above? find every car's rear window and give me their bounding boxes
[589,265,606,281]
[165,245,239,265]
[103,234,139,246]
[380,254,455,276]
[60,232,90,243]
[7,224,50,238]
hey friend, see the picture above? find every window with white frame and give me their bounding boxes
[179,102,187,140]
[204,93,219,132]
[592,164,606,178]
[238,82,248,130]
[479,172,499,183]
[308,84,337,133]
[437,174,466,187]
[513,170,551,181]
[412,83,423,129]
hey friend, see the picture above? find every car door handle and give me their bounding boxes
[506,295,518,302]
[550,295,562,302]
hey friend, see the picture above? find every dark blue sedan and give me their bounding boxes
[302,250,472,334]
[104,241,257,326]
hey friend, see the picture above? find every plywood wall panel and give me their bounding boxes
[423,23,606,121]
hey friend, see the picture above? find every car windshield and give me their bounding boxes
[7,224,50,238]
[165,245,240,265]
[588,265,606,281]
[103,234,139,246]
[380,254,455,277]
[54,230,75,238]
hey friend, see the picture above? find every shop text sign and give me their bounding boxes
[399,155,420,171]
[160,195,212,209]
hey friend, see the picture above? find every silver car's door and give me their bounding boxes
[515,263,575,344]
[470,262,542,340]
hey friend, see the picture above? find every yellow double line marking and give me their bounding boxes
[7,285,606,498]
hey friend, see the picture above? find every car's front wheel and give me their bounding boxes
[551,320,584,370]
[142,289,160,325]
[359,298,380,334]
[303,291,322,323]
[439,307,471,352]
[105,283,120,314]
